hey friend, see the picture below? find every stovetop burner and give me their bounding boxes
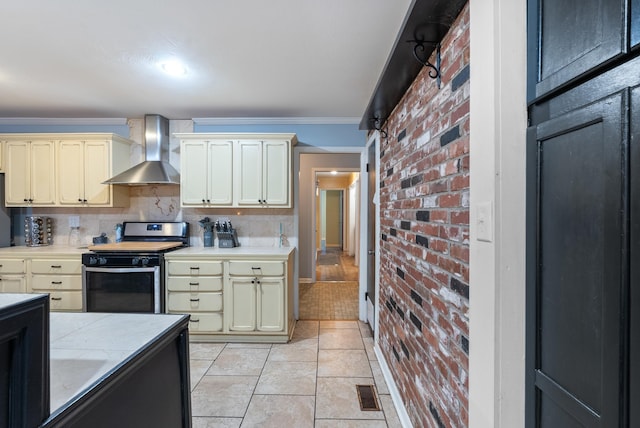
[82,221,189,266]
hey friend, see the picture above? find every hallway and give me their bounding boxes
[299,248,359,320]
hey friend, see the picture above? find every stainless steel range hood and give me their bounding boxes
[103,114,180,185]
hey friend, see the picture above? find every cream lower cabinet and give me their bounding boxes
[0,258,26,292]
[166,260,224,333]
[29,258,83,311]
[164,249,295,342]
[227,261,285,332]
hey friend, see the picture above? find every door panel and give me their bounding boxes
[630,85,640,428]
[633,0,640,47]
[84,141,110,204]
[535,0,625,96]
[530,92,627,427]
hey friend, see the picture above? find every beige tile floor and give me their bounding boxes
[190,320,402,427]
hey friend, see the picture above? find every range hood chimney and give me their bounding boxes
[103,114,180,185]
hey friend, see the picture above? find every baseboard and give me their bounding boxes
[374,343,413,428]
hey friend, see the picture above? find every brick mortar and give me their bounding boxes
[375,3,470,427]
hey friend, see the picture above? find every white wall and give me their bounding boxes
[469,0,527,427]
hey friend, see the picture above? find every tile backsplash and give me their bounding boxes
[22,185,295,248]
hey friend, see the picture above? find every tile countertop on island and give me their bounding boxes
[48,312,188,416]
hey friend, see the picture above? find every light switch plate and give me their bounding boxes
[476,201,493,242]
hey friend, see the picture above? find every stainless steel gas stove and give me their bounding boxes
[81,221,189,313]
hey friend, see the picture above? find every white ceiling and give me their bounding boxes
[0,1,412,122]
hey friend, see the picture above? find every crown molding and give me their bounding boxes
[192,117,361,126]
[0,117,128,125]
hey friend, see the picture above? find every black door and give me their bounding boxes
[533,0,626,97]
[528,92,628,427]
[630,85,640,428]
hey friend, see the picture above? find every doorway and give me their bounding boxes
[299,169,360,320]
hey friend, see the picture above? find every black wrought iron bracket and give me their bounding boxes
[408,40,441,88]
[371,116,388,139]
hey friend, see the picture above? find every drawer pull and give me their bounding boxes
[190,267,200,270]
[51,297,62,301]
[189,319,200,323]
[189,282,200,286]
[190,298,200,302]
[51,265,62,268]
[51,281,63,285]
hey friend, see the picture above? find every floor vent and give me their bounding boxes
[356,384,380,411]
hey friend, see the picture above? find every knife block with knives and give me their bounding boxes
[214,219,240,248]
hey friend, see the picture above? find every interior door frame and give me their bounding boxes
[365,132,380,335]
[292,145,366,321]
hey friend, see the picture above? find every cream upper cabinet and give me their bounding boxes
[0,133,132,207]
[176,133,296,208]
[5,140,56,206]
[180,139,233,207]
[57,136,131,207]
[235,140,290,207]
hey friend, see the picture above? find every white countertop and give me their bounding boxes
[49,312,187,413]
[165,245,295,258]
[0,245,88,256]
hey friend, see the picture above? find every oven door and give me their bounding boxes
[83,266,162,313]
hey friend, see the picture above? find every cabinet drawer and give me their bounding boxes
[48,291,83,311]
[167,292,223,312]
[228,261,284,276]
[31,275,82,291]
[182,312,223,333]
[167,260,223,276]
[166,276,223,292]
[0,259,25,274]
[31,259,82,274]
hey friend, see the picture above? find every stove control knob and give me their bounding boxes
[132,257,140,266]
[140,257,150,266]
[89,256,98,265]
[99,257,107,265]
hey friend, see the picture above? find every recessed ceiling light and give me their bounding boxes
[331,170,338,175]
[159,59,187,76]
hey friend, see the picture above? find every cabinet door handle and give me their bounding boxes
[51,281,63,285]
[78,198,83,202]
[51,297,62,301]
[202,199,206,203]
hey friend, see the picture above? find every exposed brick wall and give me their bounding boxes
[376,3,469,427]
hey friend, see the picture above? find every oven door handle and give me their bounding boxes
[83,266,158,273]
